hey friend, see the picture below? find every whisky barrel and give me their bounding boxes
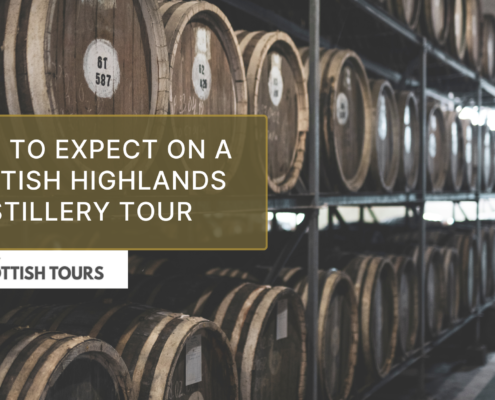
[279,267,307,288]
[368,79,400,193]
[159,1,247,116]
[300,48,373,193]
[482,15,495,80]
[206,267,259,282]
[413,246,445,337]
[110,275,307,400]
[448,0,467,59]
[465,0,482,71]
[482,125,495,192]
[292,270,358,400]
[444,111,465,192]
[440,247,461,326]
[209,283,307,400]
[1,303,238,400]
[422,0,451,46]
[344,256,398,379]
[427,103,448,192]
[396,91,420,192]
[388,256,419,358]
[0,324,132,400]
[388,0,422,30]
[236,30,308,194]
[447,233,477,314]
[1,0,168,115]
[487,225,495,300]
[462,119,477,192]
[479,228,490,303]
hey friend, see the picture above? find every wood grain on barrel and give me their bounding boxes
[448,233,477,314]
[462,119,477,192]
[368,79,400,193]
[396,91,420,192]
[444,111,465,192]
[0,324,132,400]
[389,0,421,30]
[448,0,467,60]
[427,103,448,193]
[300,48,373,193]
[3,0,168,115]
[481,125,495,192]
[422,0,451,45]
[440,247,461,326]
[345,256,398,379]
[2,303,238,400]
[389,256,418,358]
[466,0,482,71]
[237,31,308,194]
[413,246,445,337]
[482,15,495,79]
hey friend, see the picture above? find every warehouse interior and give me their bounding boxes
[3,0,495,399]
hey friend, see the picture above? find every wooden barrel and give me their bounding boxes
[299,48,373,193]
[479,228,490,303]
[482,125,495,192]
[159,1,247,116]
[367,79,400,193]
[462,119,477,192]
[427,103,448,192]
[447,233,477,314]
[465,0,482,71]
[440,247,461,326]
[444,111,465,192]
[487,225,495,300]
[1,0,168,115]
[422,0,451,46]
[111,276,307,400]
[279,267,307,288]
[292,270,358,400]
[412,246,445,337]
[344,256,398,380]
[396,91,420,192]
[0,323,132,400]
[448,0,468,59]
[206,267,259,282]
[388,0,422,30]
[2,303,238,400]
[236,30,308,194]
[388,256,419,358]
[482,15,495,80]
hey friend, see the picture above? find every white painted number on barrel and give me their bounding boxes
[276,299,288,340]
[186,335,202,386]
[268,53,284,106]
[192,28,212,101]
[336,93,349,125]
[83,39,121,99]
[451,122,458,156]
[429,133,437,159]
[378,94,388,140]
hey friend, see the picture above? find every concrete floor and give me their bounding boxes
[369,353,495,400]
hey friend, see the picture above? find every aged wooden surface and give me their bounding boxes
[0,323,132,400]
[237,30,308,194]
[444,111,465,192]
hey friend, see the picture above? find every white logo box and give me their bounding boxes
[0,250,128,289]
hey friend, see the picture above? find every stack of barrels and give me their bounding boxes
[366,0,495,80]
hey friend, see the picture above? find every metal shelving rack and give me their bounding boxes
[213,0,495,399]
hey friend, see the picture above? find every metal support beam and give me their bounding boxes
[418,38,428,398]
[307,0,320,398]
[475,78,482,344]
